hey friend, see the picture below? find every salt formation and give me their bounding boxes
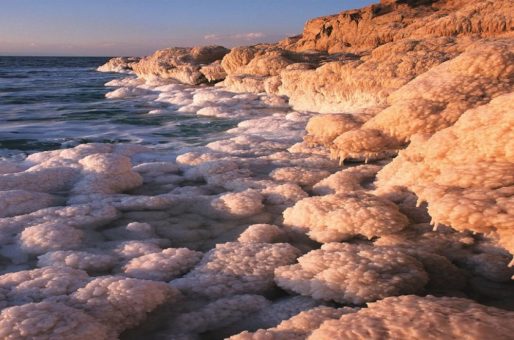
[166,295,271,335]
[97,56,140,73]
[312,165,381,195]
[171,242,301,298]
[377,93,514,254]
[329,39,514,161]
[230,306,357,340]
[275,243,428,304]
[37,250,118,273]
[310,295,514,339]
[122,247,203,281]
[0,190,59,218]
[2,0,513,338]
[0,267,89,308]
[0,302,111,340]
[283,192,409,242]
[237,224,287,243]
[68,276,177,335]
[132,46,230,85]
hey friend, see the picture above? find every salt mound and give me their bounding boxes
[132,46,230,85]
[275,243,428,304]
[283,192,409,242]
[171,242,301,298]
[230,306,357,340]
[330,39,514,161]
[97,57,140,73]
[0,301,110,340]
[310,295,514,339]
[377,92,514,254]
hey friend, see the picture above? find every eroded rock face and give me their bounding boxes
[280,0,512,54]
[228,0,513,112]
[132,45,229,85]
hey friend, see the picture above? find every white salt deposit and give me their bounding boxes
[1,71,512,339]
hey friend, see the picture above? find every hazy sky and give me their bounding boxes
[0,0,375,56]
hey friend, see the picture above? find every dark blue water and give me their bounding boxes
[0,56,235,158]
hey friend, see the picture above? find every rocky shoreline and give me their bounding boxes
[1,0,513,338]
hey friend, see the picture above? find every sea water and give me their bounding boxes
[0,56,241,158]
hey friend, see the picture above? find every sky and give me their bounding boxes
[0,0,375,57]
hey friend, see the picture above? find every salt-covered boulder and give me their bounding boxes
[0,266,89,308]
[0,190,59,218]
[275,243,428,304]
[97,57,140,73]
[283,192,409,243]
[167,295,271,335]
[19,222,84,254]
[312,165,381,195]
[304,113,364,147]
[376,92,514,254]
[37,250,118,273]
[309,295,514,339]
[0,301,110,340]
[122,247,203,281]
[133,46,229,85]
[230,306,357,340]
[237,224,287,244]
[331,39,514,160]
[69,276,179,335]
[200,60,227,83]
[171,242,301,298]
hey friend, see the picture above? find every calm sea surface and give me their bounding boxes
[0,56,236,158]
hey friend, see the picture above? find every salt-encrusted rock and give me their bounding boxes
[275,243,428,304]
[224,296,323,336]
[229,306,357,340]
[0,204,119,253]
[374,223,474,262]
[335,39,514,160]
[171,242,301,298]
[304,113,364,147]
[276,0,512,112]
[0,266,89,308]
[0,190,59,218]
[309,295,514,339]
[269,167,330,187]
[168,295,271,334]
[312,165,381,195]
[283,192,409,242]
[237,224,287,244]
[278,37,460,113]
[37,250,118,273]
[133,46,229,85]
[111,240,163,260]
[331,128,401,162]
[73,153,143,195]
[0,166,80,193]
[69,276,179,335]
[376,93,514,254]
[209,189,264,219]
[200,60,227,83]
[19,222,84,254]
[97,57,140,73]
[281,0,512,54]
[122,247,203,281]
[0,301,110,340]
[219,75,267,94]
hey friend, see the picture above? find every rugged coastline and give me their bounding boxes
[1,0,513,338]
